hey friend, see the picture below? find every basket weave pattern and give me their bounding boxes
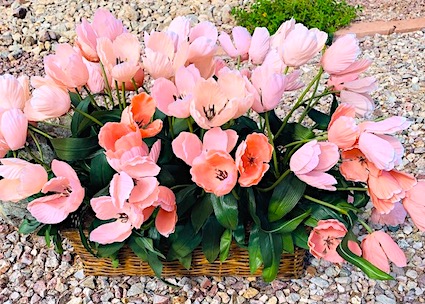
[63,230,306,278]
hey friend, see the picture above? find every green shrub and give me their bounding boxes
[231,0,361,34]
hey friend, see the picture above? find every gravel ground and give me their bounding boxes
[1,1,425,304]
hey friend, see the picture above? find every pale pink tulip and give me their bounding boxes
[189,78,238,129]
[218,26,251,60]
[90,172,147,244]
[83,59,105,93]
[151,65,201,118]
[75,8,126,61]
[190,150,238,197]
[235,133,273,187]
[27,160,85,224]
[248,27,270,64]
[167,16,191,46]
[98,122,161,179]
[0,74,29,110]
[172,132,203,166]
[97,33,141,83]
[371,202,407,226]
[217,70,253,118]
[44,43,89,89]
[0,158,47,202]
[189,21,218,44]
[361,231,406,273]
[321,34,361,75]
[121,93,163,138]
[308,219,362,263]
[327,104,359,149]
[24,85,71,121]
[249,64,287,113]
[358,117,411,171]
[279,24,327,67]
[403,181,425,231]
[367,165,417,214]
[172,127,238,166]
[339,90,375,117]
[143,31,186,79]
[0,108,28,151]
[328,59,372,87]
[269,18,295,49]
[290,140,339,190]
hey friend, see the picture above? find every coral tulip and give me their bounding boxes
[403,181,425,231]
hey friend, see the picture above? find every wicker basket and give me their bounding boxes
[62,230,306,278]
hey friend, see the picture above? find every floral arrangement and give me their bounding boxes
[1,9,424,282]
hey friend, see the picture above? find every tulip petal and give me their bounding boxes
[156,208,177,237]
[1,109,28,151]
[89,220,133,244]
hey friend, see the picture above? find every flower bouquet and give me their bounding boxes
[1,9,423,282]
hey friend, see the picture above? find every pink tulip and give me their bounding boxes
[151,186,177,237]
[290,140,339,190]
[248,27,271,64]
[371,202,407,226]
[143,31,186,79]
[358,117,411,171]
[0,158,47,202]
[24,84,71,121]
[97,33,141,83]
[44,43,89,89]
[189,21,218,44]
[218,26,251,60]
[121,93,163,138]
[83,59,105,93]
[189,78,238,129]
[27,160,85,224]
[235,133,273,187]
[249,64,287,113]
[0,108,28,151]
[361,231,406,273]
[279,24,327,67]
[321,34,361,75]
[0,74,30,110]
[308,219,361,263]
[75,8,126,61]
[339,148,371,182]
[98,123,161,179]
[269,18,295,49]
[328,59,372,86]
[403,181,425,231]
[172,132,203,166]
[327,104,359,149]
[90,172,147,244]
[367,165,417,214]
[190,150,238,197]
[172,127,238,166]
[151,65,201,118]
[335,77,377,117]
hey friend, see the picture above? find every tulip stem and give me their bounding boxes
[236,55,241,69]
[303,195,348,215]
[114,80,123,110]
[131,78,138,93]
[170,184,193,190]
[28,130,44,162]
[298,72,322,123]
[265,111,280,177]
[275,67,324,139]
[28,125,54,140]
[284,66,290,75]
[283,135,328,149]
[336,187,368,192]
[231,189,240,200]
[186,118,193,133]
[99,62,114,109]
[83,85,101,111]
[257,169,291,192]
[358,219,373,233]
[168,116,174,139]
[72,106,104,127]
[121,82,127,109]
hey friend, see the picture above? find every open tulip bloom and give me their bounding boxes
[1,9,422,282]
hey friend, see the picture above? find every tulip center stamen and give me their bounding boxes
[203,104,216,121]
[116,57,125,65]
[215,169,228,181]
[118,213,129,223]
[247,155,256,166]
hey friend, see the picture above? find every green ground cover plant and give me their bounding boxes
[231,0,361,34]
